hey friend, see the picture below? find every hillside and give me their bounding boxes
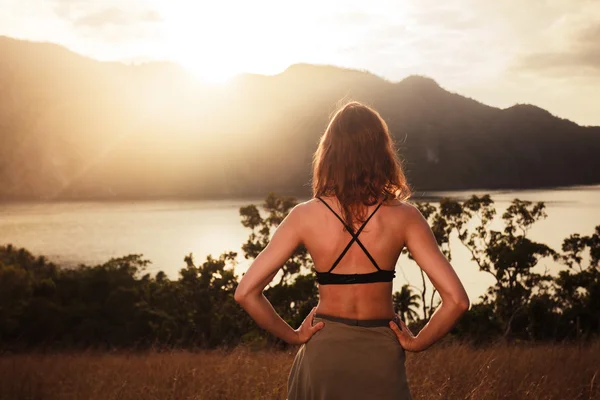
[1,36,599,200]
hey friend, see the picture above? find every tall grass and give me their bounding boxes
[1,342,598,399]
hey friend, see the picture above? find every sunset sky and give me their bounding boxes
[1,0,599,126]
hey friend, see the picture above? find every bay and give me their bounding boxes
[1,186,598,303]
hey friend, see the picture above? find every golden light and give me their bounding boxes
[145,0,339,84]
[149,1,289,84]
[173,49,242,85]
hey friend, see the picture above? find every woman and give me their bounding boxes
[235,101,470,399]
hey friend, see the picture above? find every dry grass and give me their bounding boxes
[0,342,599,400]
[407,341,600,400]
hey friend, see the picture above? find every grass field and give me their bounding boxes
[1,342,599,400]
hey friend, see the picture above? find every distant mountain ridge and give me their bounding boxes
[1,36,599,201]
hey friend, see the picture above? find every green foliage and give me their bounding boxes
[553,226,600,339]
[239,193,319,344]
[439,195,557,339]
[403,200,454,320]
[0,246,258,349]
[240,193,313,283]
[0,194,317,350]
[0,193,598,349]
[0,262,32,337]
[451,303,503,344]
[403,195,599,343]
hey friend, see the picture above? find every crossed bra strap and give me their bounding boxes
[316,197,383,273]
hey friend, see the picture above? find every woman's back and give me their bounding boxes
[235,101,468,400]
[297,196,411,320]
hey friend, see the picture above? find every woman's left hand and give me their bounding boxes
[389,315,423,352]
[292,307,325,345]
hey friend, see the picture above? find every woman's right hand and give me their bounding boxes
[292,307,325,345]
[389,315,423,352]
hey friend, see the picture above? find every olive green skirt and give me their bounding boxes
[287,314,413,400]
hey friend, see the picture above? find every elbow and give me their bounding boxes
[456,296,470,313]
[235,284,258,306]
[440,292,470,315]
[234,286,247,305]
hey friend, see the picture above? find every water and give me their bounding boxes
[1,186,599,303]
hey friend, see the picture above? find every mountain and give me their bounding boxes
[1,36,599,201]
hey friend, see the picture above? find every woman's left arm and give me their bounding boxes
[234,204,323,345]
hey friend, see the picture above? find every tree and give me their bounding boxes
[401,201,454,320]
[1,194,598,349]
[175,251,249,347]
[238,193,319,344]
[554,225,600,339]
[393,285,421,323]
[0,261,32,341]
[441,195,556,339]
[240,193,313,284]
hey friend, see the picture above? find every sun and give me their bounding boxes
[153,4,255,84]
[152,1,297,85]
[160,23,244,84]
[176,55,240,85]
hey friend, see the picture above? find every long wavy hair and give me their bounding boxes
[312,101,411,230]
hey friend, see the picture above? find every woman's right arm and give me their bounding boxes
[390,204,470,352]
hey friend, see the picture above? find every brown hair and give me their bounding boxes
[312,101,411,230]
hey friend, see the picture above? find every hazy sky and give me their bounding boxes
[1,0,599,126]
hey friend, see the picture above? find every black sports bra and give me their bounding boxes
[315,197,396,285]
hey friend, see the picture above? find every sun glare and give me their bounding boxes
[177,57,239,85]
[150,1,316,85]
[153,3,257,84]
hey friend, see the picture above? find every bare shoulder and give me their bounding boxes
[284,198,320,226]
[383,198,424,221]
[292,198,321,213]
[291,197,424,224]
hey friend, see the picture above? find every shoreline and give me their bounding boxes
[1,183,599,205]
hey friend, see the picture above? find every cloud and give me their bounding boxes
[52,0,162,31]
[50,0,163,44]
[408,4,480,32]
[72,8,162,29]
[330,2,502,84]
[579,23,600,42]
[515,23,600,76]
